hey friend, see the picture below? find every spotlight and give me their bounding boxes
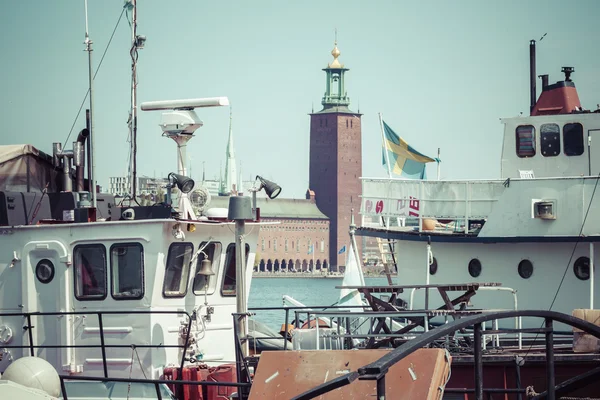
[169,173,195,193]
[256,176,282,199]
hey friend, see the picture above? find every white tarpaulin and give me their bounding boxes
[360,178,506,220]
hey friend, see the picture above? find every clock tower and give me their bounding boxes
[309,42,362,270]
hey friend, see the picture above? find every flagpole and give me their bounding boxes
[437,148,441,181]
[379,113,392,178]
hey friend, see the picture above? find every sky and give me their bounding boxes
[1,1,600,198]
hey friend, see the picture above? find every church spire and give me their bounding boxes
[220,107,238,196]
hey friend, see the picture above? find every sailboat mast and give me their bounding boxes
[130,0,138,199]
[84,0,97,208]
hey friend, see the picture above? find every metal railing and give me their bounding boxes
[290,310,600,400]
[0,309,194,379]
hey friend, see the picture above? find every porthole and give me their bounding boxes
[429,257,438,275]
[35,259,55,284]
[468,259,481,278]
[574,256,590,281]
[518,260,533,279]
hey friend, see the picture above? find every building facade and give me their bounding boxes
[209,191,330,273]
[309,43,362,269]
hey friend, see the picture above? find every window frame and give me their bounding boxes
[74,244,108,301]
[192,242,222,296]
[221,243,250,297]
[162,242,194,298]
[109,242,145,300]
[540,123,561,157]
[516,125,536,158]
[563,122,584,156]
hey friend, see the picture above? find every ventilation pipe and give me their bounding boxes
[75,129,89,192]
[529,39,536,114]
[539,74,549,91]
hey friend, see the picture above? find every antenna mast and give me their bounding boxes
[128,0,145,200]
[84,0,97,208]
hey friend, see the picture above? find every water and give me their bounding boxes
[248,276,390,330]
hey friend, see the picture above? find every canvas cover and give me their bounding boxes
[0,144,60,192]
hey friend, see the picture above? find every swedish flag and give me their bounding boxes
[382,121,438,179]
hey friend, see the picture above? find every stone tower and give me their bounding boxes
[309,42,362,270]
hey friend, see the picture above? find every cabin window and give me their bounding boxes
[74,244,107,301]
[110,243,144,300]
[193,242,222,295]
[221,243,250,297]
[540,124,560,157]
[563,123,584,156]
[468,258,482,278]
[518,260,533,279]
[574,256,590,280]
[516,125,536,158]
[163,242,194,298]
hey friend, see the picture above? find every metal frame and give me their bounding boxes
[292,310,600,400]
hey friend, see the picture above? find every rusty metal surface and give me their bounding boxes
[249,349,450,399]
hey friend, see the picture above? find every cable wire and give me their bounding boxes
[62,7,126,149]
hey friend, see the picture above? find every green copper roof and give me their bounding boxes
[312,106,359,115]
[208,196,328,220]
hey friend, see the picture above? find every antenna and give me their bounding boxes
[140,97,229,175]
[84,0,97,209]
[128,0,146,201]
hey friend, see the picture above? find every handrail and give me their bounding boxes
[408,285,523,349]
[292,310,600,400]
[0,309,193,381]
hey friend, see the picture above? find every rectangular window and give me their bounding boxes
[563,122,584,156]
[110,243,144,300]
[261,239,265,251]
[193,242,222,295]
[285,239,288,252]
[540,124,560,157]
[274,239,277,252]
[221,243,250,297]
[296,240,300,252]
[74,244,107,301]
[163,242,193,298]
[320,240,325,252]
[516,125,536,158]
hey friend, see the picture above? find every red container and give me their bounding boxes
[163,365,210,400]
[206,364,238,400]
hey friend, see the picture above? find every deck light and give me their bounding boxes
[168,172,195,194]
[256,176,282,199]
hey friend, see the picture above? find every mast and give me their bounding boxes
[129,0,142,199]
[84,0,97,208]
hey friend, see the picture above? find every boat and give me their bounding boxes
[0,1,283,398]
[358,39,600,324]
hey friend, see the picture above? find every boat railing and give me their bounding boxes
[290,310,600,400]
[0,309,195,380]
[58,374,251,400]
[360,178,506,233]
[408,285,523,349]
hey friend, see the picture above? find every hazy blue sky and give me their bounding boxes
[1,1,599,197]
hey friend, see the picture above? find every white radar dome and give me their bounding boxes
[2,356,61,397]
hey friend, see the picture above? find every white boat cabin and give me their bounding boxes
[0,215,259,379]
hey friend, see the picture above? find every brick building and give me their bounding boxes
[309,42,362,269]
[209,191,330,272]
